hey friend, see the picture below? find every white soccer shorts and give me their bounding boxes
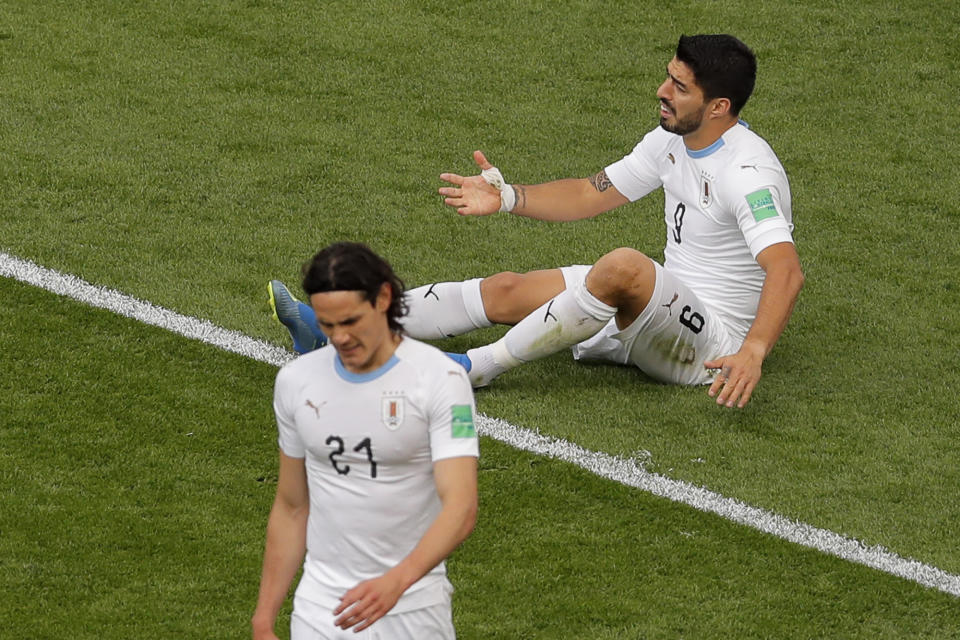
[291,595,456,640]
[561,262,740,385]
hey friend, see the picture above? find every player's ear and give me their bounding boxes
[710,97,732,119]
[374,282,392,313]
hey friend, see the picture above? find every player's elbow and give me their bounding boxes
[777,264,805,310]
[578,177,628,218]
[789,263,806,298]
[447,494,478,548]
[763,247,805,299]
[458,498,479,542]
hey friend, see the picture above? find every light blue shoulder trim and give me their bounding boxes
[334,353,400,383]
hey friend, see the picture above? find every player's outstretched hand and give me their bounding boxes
[439,150,503,216]
[704,343,764,408]
[333,572,406,632]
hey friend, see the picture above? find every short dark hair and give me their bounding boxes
[675,34,756,116]
[301,242,408,333]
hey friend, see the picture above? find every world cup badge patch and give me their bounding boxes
[745,188,779,222]
[381,395,405,431]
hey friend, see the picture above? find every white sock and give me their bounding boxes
[466,279,616,386]
[401,278,491,340]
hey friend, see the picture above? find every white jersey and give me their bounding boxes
[605,122,794,340]
[273,337,479,613]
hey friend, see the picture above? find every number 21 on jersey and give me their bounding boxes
[325,435,378,478]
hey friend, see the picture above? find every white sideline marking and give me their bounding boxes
[3,250,959,598]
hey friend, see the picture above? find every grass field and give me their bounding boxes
[2,1,960,638]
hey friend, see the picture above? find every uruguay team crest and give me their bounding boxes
[700,172,714,208]
[381,395,405,431]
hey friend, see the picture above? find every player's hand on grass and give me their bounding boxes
[439,150,504,216]
[333,571,406,632]
[704,343,764,408]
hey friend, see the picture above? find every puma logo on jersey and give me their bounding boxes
[305,399,326,418]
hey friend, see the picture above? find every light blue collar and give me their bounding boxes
[684,119,749,159]
[686,137,724,158]
[334,353,400,382]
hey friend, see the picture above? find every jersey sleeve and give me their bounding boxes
[424,365,479,462]
[727,167,795,258]
[273,363,306,458]
[604,129,667,202]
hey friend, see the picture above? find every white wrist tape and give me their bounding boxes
[481,166,517,212]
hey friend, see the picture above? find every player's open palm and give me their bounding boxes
[439,150,503,216]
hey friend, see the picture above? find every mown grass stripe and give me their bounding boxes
[3,249,958,598]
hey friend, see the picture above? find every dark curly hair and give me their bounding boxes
[676,34,756,116]
[301,242,408,333]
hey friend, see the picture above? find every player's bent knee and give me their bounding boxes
[587,248,656,304]
[590,248,654,286]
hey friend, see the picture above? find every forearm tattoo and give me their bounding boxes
[513,184,528,211]
[589,170,613,192]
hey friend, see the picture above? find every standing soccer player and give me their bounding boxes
[252,242,479,640]
[270,34,804,409]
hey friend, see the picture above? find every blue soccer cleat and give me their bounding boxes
[268,280,328,354]
[444,351,472,372]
